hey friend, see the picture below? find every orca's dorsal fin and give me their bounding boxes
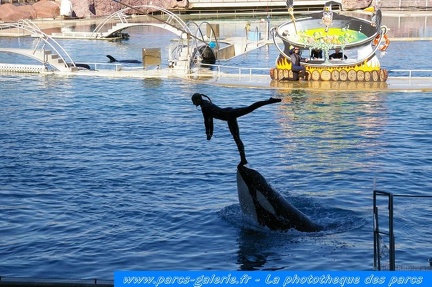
[106,55,116,62]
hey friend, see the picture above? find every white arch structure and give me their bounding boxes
[0,19,77,72]
[91,5,192,39]
[0,5,219,73]
[90,5,219,72]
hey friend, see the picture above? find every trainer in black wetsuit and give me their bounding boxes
[191,93,281,165]
[290,46,309,80]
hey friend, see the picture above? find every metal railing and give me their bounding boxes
[204,67,432,79]
[195,66,432,79]
[0,63,46,73]
[373,190,396,271]
[200,63,271,77]
[373,190,432,271]
[388,69,432,78]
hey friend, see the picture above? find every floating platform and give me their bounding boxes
[200,76,432,92]
[1,64,432,92]
[270,1,390,82]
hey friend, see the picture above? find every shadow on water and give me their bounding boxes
[235,228,287,271]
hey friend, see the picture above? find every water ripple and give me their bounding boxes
[1,36,432,278]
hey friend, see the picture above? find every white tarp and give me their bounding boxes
[60,0,73,17]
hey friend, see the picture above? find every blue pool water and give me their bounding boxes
[1,24,432,280]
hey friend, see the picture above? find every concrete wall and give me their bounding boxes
[187,0,336,9]
[381,0,430,9]
[187,0,431,10]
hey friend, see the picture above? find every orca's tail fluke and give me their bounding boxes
[106,55,116,62]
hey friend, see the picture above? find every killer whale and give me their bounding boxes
[106,55,142,64]
[236,164,322,232]
[67,62,91,70]
[197,45,216,64]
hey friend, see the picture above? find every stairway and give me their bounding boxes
[42,50,77,72]
[0,48,75,72]
[171,43,191,73]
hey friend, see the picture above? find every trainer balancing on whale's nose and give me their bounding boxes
[191,93,322,232]
[191,93,281,165]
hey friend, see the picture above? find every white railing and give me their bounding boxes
[200,63,271,76]
[85,63,162,71]
[198,66,432,79]
[388,69,432,78]
[89,62,142,71]
[0,63,46,73]
[60,64,432,79]
[86,63,270,77]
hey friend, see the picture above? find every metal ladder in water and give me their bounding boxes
[373,190,396,271]
[373,190,432,271]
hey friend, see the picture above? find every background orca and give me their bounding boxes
[106,55,142,64]
[198,45,216,64]
[67,63,91,70]
[237,164,322,232]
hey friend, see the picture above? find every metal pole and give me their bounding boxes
[266,15,270,40]
[374,206,381,270]
[373,190,380,270]
[388,193,396,271]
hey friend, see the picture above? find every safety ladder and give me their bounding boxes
[373,190,432,271]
